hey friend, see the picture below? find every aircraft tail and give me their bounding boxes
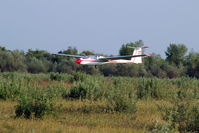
[129,46,149,64]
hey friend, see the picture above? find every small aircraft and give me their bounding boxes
[53,46,151,65]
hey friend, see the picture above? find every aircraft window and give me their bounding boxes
[82,57,89,59]
[82,56,98,59]
[90,56,96,59]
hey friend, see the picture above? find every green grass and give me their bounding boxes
[0,72,198,132]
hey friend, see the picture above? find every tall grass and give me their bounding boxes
[0,72,198,115]
[157,99,199,133]
[0,72,199,132]
[0,73,198,101]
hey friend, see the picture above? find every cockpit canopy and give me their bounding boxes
[81,56,104,60]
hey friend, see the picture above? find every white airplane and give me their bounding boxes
[54,47,151,65]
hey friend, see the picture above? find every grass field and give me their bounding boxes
[0,72,198,133]
[0,100,167,133]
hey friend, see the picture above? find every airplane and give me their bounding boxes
[53,46,151,65]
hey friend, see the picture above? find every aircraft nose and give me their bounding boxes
[75,59,82,64]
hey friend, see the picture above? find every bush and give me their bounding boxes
[64,83,87,99]
[70,72,89,82]
[0,79,22,100]
[136,78,163,99]
[105,79,137,113]
[50,72,70,81]
[63,81,100,100]
[107,94,137,113]
[172,77,199,89]
[15,91,54,119]
[158,99,199,133]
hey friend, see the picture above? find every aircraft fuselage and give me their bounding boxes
[75,57,139,65]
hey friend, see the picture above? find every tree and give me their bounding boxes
[59,46,78,55]
[144,53,167,78]
[185,51,199,78]
[0,46,6,51]
[11,50,27,72]
[26,49,49,59]
[26,57,48,73]
[100,64,117,76]
[0,49,26,72]
[119,40,144,56]
[80,50,94,56]
[165,44,188,67]
[161,62,185,78]
[115,64,143,77]
[81,65,101,75]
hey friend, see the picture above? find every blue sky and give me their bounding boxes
[0,0,199,56]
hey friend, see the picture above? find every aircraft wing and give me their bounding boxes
[52,53,84,58]
[99,54,151,61]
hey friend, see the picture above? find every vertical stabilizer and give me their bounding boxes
[131,47,142,64]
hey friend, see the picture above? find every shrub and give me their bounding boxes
[15,91,54,119]
[136,78,163,99]
[70,72,88,82]
[50,72,70,81]
[64,83,87,99]
[107,94,137,113]
[63,81,100,100]
[158,99,199,133]
[172,77,199,89]
[0,79,22,100]
[45,83,69,99]
[187,106,199,132]
[105,80,137,113]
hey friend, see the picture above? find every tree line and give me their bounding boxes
[0,40,199,78]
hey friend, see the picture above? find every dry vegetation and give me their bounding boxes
[0,100,165,133]
[0,72,198,133]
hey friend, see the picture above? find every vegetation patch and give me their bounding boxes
[0,72,198,132]
[157,99,199,133]
[15,91,54,119]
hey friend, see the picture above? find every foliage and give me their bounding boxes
[165,44,188,66]
[0,43,199,78]
[63,81,101,100]
[158,99,199,133]
[185,52,199,78]
[0,49,26,72]
[106,87,137,113]
[59,46,78,55]
[0,71,198,131]
[15,90,54,119]
[70,72,89,82]
[104,78,137,113]
[50,72,70,81]
[161,62,186,78]
[80,50,94,56]
[100,64,117,76]
[26,57,48,73]
[81,65,101,75]
[144,53,166,78]
[119,40,144,56]
[63,82,89,100]
[136,78,164,99]
[0,79,22,100]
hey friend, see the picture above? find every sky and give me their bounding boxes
[0,0,199,57]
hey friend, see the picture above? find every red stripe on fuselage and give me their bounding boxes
[83,60,109,62]
[75,59,137,64]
